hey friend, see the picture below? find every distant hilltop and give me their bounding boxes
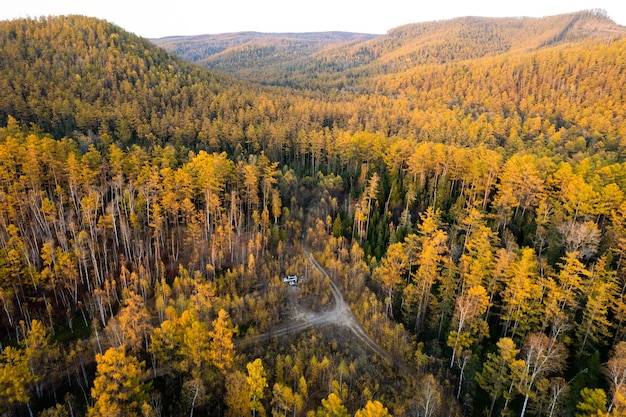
[152,10,625,89]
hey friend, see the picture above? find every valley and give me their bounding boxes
[0,10,625,417]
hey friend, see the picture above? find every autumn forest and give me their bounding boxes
[1,10,626,417]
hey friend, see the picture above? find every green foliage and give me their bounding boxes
[576,388,607,417]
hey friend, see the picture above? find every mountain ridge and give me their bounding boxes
[153,10,625,90]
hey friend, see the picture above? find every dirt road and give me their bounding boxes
[303,250,393,362]
[239,249,393,365]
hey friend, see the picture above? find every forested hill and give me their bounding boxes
[153,10,625,89]
[154,31,377,73]
[0,16,371,154]
[0,15,234,144]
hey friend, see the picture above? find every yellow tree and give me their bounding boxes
[183,378,207,417]
[416,374,441,417]
[149,309,184,371]
[314,392,349,417]
[549,162,599,222]
[181,317,211,375]
[459,222,498,294]
[448,285,490,367]
[185,151,234,238]
[543,252,591,340]
[208,309,237,373]
[0,346,32,414]
[225,370,250,417]
[576,388,607,417]
[448,285,490,399]
[354,400,391,417]
[116,289,153,352]
[271,382,302,417]
[258,153,280,214]
[88,346,150,417]
[577,256,618,355]
[22,319,59,400]
[406,207,449,334]
[373,242,408,317]
[492,154,545,229]
[500,248,543,340]
[355,173,379,244]
[247,358,268,417]
[476,337,519,417]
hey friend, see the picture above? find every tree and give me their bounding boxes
[476,337,519,417]
[181,315,212,376]
[183,378,207,417]
[373,241,408,317]
[208,309,237,373]
[116,289,153,352]
[448,285,489,367]
[577,256,618,355]
[314,393,349,417]
[271,382,302,417]
[406,208,449,333]
[416,374,441,417]
[500,248,542,339]
[225,371,250,417]
[460,223,498,288]
[247,358,268,417]
[514,333,567,417]
[39,404,70,417]
[354,400,391,417]
[355,173,379,244]
[546,377,569,417]
[543,252,591,339]
[559,221,601,261]
[0,346,32,414]
[576,388,607,417]
[185,151,235,237]
[492,154,545,229]
[88,346,150,417]
[22,319,59,399]
[607,342,626,414]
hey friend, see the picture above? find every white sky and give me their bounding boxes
[1,0,624,38]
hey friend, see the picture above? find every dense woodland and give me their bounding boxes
[0,12,626,417]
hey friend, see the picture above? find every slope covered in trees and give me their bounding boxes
[154,10,625,90]
[0,12,626,417]
[154,31,376,84]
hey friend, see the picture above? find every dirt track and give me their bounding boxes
[239,249,393,364]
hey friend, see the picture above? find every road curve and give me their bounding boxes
[238,248,394,367]
[303,249,394,362]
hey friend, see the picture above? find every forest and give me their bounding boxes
[0,11,625,417]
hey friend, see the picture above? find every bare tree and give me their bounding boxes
[515,333,567,417]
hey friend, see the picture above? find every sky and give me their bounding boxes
[1,0,625,38]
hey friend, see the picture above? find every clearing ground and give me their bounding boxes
[239,249,393,365]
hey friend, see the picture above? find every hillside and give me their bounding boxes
[154,10,626,90]
[0,15,356,153]
[154,31,376,79]
[1,13,626,417]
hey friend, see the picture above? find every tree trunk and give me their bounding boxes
[520,393,530,417]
